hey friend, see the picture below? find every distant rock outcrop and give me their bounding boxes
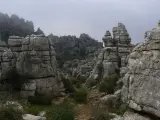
[86,23,133,86]
[121,21,160,118]
[49,33,102,78]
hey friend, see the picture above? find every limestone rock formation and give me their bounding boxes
[70,49,101,78]
[121,21,160,118]
[0,35,64,97]
[49,33,103,73]
[86,23,133,86]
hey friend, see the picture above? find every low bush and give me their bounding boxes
[28,95,52,105]
[70,77,78,85]
[99,74,119,94]
[61,77,75,93]
[1,68,29,91]
[47,104,75,120]
[90,80,97,87]
[71,76,86,85]
[99,81,108,94]
[78,76,86,83]
[0,107,23,120]
[108,103,128,115]
[73,89,88,103]
[75,83,81,88]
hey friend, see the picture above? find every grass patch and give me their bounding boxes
[70,76,86,89]
[28,95,53,105]
[24,105,53,116]
[47,103,75,120]
[108,103,128,115]
[99,74,119,94]
[73,89,88,104]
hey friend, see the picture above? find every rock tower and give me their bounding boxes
[86,23,133,86]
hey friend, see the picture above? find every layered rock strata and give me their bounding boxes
[0,35,64,97]
[86,23,133,85]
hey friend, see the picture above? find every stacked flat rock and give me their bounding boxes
[1,49,15,74]
[15,35,63,97]
[113,23,133,67]
[8,36,23,58]
[102,31,114,47]
[121,21,160,118]
[113,23,131,45]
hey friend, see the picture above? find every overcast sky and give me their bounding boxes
[0,0,160,44]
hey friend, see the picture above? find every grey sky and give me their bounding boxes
[0,0,159,44]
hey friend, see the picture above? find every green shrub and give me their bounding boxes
[99,74,119,94]
[0,107,23,120]
[73,89,88,103]
[75,83,81,88]
[89,80,97,87]
[61,77,75,93]
[1,68,29,91]
[47,104,75,120]
[108,103,128,115]
[78,76,86,83]
[71,76,86,85]
[99,81,108,94]
[70,77,78,85]
[28,95,52,105]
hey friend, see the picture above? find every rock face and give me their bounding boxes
[0,35,64,97]
[73,50,101,78]
[121,21,160,118]
[86,23,133,85]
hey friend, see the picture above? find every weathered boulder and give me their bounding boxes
[121,21,160,118]
[15,35,63,96]
[23,114,46,120]
[8,36,23,58]
[3,101,24,113]
[0,35,64,97]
